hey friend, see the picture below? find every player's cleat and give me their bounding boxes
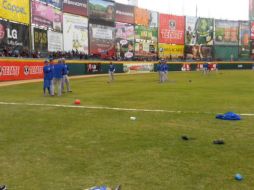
[115,185,121,190]
[0,185,7,190]
[181,135,189,141]
[213,140,225,145]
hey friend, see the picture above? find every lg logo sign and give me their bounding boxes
[0,24,17,40]
[7,28,17,39]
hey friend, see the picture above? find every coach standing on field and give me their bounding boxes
[53,59,64,96]
[61,58,72,93]
[49,58,54,96]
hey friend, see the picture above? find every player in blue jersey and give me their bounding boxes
[108,62,115,82]
[159,59,165,83]
[53,59,64,96]
[49,58,54,96]
[203,62,209,75]
[43,60,52,96]
[61,58,72,93]
[162,61,169,82]
[157,61,162,82]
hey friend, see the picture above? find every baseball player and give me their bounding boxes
[162,61,169,82]
[61,58,72,93]
[53,59,64,96]
[108,62,115,82]
[49,58,54,96]
[43,60,52,96]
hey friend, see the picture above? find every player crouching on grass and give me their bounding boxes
[108,62,115,82]
[43,59,52,96]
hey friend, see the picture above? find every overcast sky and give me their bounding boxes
[116,0,249,20]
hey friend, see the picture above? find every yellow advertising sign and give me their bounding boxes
[0,0,30,24]
[159,43,184,59]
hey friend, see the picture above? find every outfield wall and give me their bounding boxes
[0,58,253,81]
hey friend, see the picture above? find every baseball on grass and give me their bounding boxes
[130,116,136,120]
[74,99,81,105]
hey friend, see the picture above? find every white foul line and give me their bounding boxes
[0,101,253,116]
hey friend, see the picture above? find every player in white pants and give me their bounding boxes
[61,58,72,93]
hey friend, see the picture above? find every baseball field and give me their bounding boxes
[0,70,254,190]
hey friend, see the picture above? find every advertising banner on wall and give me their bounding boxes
[135,25,158,57]
[32,1,63,31]
[87,63,101,73]
[33,27,48,52]
[251,21,254,40]
[63,0,87,16]
[0,0,30,24]
[88,0,115,22]
[195,18,214,45]
[89,24,115,58]
[185,16,198,45]
[134,7,149,26]
[123,63,154,73]
[0,60,44,81]
[214,20,239,45]
[185,45,212,60]
[115,3,134,24]
[159,14,185,44]
[250,0,254,20]
[39,0,63,9]
[116,22,134,60]
[149,11,158,28]
[48,31,63,52]
[53,9,63,31]
[158,44,184,59]
[63,13,88,53]
[250,40,254,58]
[0,20,29,50]
[239,21,250,58]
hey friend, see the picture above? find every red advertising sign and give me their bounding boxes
[0,60,44,81]
[159,14,185,44]
[116,3,134,24]
[89,24,115,59]
[63,0,88,17]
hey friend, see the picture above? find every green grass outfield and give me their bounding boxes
[0,70,254,190]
